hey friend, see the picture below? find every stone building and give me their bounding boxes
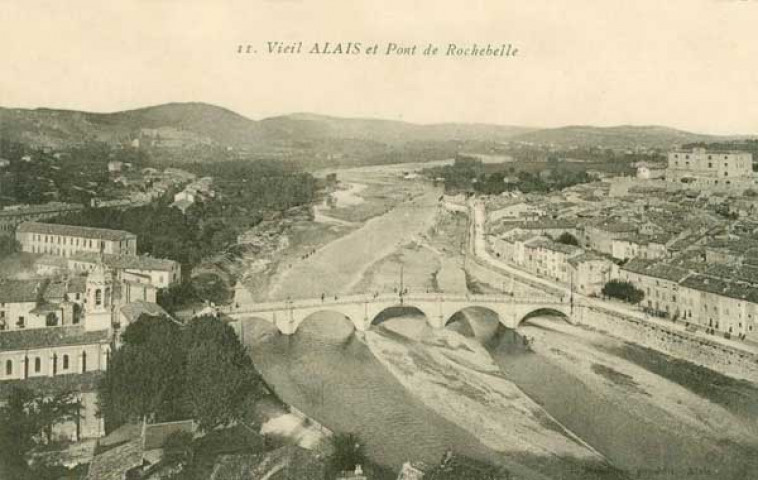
[68,252,181,288]
[0,256,170,443]
[16,222,137,257]
[0,203,84,237]
[666,147,754,187]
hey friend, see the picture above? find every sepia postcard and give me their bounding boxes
[1,1,758,479]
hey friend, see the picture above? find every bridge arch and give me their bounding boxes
[444,306,502,341]
[293,310,358,336]
[368,304,435,330]
[235,316,281,346]
[515,306,571,329]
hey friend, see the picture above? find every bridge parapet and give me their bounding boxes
[226,292,579,335]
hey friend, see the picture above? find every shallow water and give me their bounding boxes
[241,310,758,479]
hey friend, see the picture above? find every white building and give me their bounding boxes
[68,252,181,288]
[17,222,137,257]
[666,147,754,187]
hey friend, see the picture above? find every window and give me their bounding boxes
[17,316,25,328]
[95,289,102,306]
[63,355,69,370]
[81,351,87,372]
[34,357,41,373]
[5,360,11,376]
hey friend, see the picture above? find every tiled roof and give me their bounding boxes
[36,255,69,267]
[681,274,758,303]
[210,446,326,480]
[17,222,136,242]
[526,237,583,255]
[0,279,42,303]
[119,301,169,324]
[86,439,143,480]
[143,420,195,451]
[0,370,103,400]
[590,221,638,233]
[0,326,109,352]
[70,252,177,272]
[569,252,612,266]
[0,202,83,218]
[622,259,691,283]
[521,218,579,230]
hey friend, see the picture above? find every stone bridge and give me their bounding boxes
[224,292,581,335]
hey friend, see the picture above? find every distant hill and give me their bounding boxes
[0,103,264,149]
[0,103,531,151]
[260,113,534,144]
[510,125,751,150]
[0,103,754,164]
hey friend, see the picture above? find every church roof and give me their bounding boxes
[0,325,110,353]
[70,252,178,272]
[0,370,102,400]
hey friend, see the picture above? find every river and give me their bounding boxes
[240,165,758,479]
[242,309,758,479]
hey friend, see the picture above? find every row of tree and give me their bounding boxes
[424,156,597,195]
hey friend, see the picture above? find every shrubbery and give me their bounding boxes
[602,280,645,304]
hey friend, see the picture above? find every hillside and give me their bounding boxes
[511,125,746,149]
[1,103,755,165]
[260,113,534,143]
[0,103,263,149]
[0,103,530,151]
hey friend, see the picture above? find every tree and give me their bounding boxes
[183,316,262,431]
[98,314,264,434]
[557,232,580,246]
[602,280,645,304]
[0,236,19,257]
[162,431,194,466]
[99,316,188,432]
[34,391,81,444]
[328,432,366,474]
[0,387,38,469]
[0,387,83,479]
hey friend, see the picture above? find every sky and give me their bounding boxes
[1,0,758,134]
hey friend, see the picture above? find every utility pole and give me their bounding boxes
[399,264,405,305]
[570,270,575,315]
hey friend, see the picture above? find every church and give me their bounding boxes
[1,235,171,442]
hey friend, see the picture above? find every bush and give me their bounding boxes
[602,280,644,304]
[557,232,579,246]
[328,432,366,474]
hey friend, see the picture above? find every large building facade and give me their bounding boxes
[16,222,137,257]
[666,147,754,187]
[0,203,84,237]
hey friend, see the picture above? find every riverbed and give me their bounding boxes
[240,164,758,479]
